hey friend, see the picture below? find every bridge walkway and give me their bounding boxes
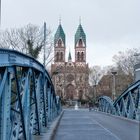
[53,109,139,140]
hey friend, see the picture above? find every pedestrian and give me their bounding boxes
[89,101,92,111]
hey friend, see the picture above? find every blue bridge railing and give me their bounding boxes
[0,49,61,140]
[98,80,140,121]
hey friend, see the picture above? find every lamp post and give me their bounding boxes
[111,71,117,100]
[43,22,46,67]
[133,53,140,81]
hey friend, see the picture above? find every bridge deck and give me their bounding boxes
[53,109,139,140]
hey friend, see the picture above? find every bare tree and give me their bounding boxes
[113,48,140,77]
[88,66,106,103]
[0,24,53,62]
[89,66,103,86]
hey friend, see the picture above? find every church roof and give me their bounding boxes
[54,24,65,46]
[75,24,86,47]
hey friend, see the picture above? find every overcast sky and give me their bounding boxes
[1,0,140,67]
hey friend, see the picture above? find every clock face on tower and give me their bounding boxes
[66,74,74,82]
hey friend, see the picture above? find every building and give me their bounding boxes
[97,74,132,99]
[51,22,89,102]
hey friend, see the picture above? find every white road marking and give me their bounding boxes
[90,117,121,140]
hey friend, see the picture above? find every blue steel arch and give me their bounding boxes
[0,49,61,140]
[98,80,140,121]
[98,96,115,114]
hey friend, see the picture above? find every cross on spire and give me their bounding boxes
[79,16,81,25]
[59,16,61,25]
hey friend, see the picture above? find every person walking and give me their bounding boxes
[88,101,92,111]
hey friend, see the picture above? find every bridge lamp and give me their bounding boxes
[133,53,140,81]
[111,71,117,101]
[134,53,140,64]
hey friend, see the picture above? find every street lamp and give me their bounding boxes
[43,22,46,67]
[134,53,140,81]
[111,71,117,101]
[134,53,140,65]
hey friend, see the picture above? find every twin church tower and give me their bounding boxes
[51,22,89,101]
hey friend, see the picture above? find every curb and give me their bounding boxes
[93,110,140,124]
[49,110,64,140]
[33,110,64,140]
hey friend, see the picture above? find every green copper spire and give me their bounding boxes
[75,24,86,47]
[54,23,65,46]
[68,51,72,61]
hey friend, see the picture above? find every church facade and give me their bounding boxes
[51,22,89,101]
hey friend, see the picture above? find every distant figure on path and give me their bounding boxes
[88,101,92,111]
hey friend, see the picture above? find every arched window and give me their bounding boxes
[79,39,83,46]
[77,52,80,61]
[81,52,84,61]
[60,52,63,61]
[58,39,62,46]
[79,90,83,100]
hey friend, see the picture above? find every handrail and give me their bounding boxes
[114,80,140,106]
[0,48,62,140]
[0,48,52,85]
[98,80,140,120]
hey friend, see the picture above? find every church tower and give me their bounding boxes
[54,22,66,63]
[75,23,86,64]
[51,21,89,103]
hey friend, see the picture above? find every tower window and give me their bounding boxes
[79,39,83,46]
[58,39,62,46]
[77,52,80,61]
[81,52,84,61]
[56,52,59,61]
[60,52,63,61]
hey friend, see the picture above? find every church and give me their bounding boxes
[51,22,89,102]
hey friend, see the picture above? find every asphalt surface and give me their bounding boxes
[53,109,140,140]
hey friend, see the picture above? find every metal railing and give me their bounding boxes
[0,48,61,140]
[98,80,140,121]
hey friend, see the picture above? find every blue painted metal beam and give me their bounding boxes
[0,48,62,140]
[98,80,140,121]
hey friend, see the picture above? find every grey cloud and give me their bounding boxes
[2,0,140,66]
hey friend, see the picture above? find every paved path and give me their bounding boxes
[53,109,140,140]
